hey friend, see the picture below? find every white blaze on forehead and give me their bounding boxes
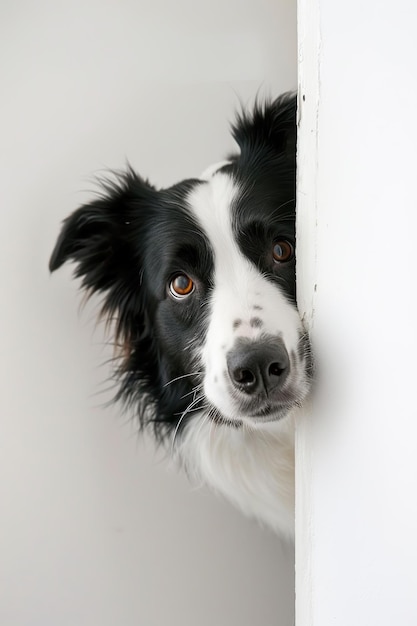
[188,174,241,274]
[187,173,299,334]
[187,176,255,326]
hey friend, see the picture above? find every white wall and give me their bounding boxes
[0,2,297,625]
[296,0,417,624]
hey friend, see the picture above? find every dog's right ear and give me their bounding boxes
[49,170,155,296]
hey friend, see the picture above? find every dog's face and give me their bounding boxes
[50,94,311,436]
[185,170,309,426]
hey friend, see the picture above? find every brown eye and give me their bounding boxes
[272,240,294,263]
[169,274,194,299]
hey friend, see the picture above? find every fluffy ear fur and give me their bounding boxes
[49,169,154,290]
[49,168,158,367]
[231,92,296,167]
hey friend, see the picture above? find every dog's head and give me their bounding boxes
[50,94,311,438]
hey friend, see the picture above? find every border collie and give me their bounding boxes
[50,93,311,538]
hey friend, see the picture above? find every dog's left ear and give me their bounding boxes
[232,92,296,163]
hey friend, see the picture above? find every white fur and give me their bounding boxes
[178,413,296,537]
[172,171,308,538]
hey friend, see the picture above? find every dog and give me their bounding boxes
[50,93,311,538]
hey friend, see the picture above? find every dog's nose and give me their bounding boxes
[226,338,290,395]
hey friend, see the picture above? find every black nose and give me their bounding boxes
[227,338,290,395]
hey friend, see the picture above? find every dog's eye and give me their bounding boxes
[169,274,195,299]
[272,240,294,263]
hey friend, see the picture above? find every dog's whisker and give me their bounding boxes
[180,384,204,400]
[173,403,208,417]
[171,394,205,453]
[163,372,202,387]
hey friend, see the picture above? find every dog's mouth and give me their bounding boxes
[242,396,302,423]
[251,402,297,419]
[206,394,302,428]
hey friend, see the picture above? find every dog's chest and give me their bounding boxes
[178,414,295,537]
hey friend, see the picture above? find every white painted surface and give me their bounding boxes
[0,1,297,625]
[296,0,417,623]
[295,2,320,623]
